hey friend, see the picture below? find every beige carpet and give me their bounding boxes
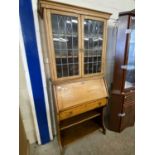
[30,126,135,155]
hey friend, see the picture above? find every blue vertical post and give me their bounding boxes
[19,0,50,144]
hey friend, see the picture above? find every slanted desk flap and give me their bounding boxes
[54,78,108,111]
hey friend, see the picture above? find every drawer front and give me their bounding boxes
[124,92,135,103]
[59,98,107,121]
[120,102,135,131]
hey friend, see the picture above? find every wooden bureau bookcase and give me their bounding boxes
[39,0,111,148]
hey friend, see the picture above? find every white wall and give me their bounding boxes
[50,0,134,19]
[106,20,118,88]
[19,50,37,144]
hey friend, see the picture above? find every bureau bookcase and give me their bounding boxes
[39,0,111,148]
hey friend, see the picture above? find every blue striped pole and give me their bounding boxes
[19,0,50,144]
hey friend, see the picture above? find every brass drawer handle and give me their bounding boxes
[118,113,126,117]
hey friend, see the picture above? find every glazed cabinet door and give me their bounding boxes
[45,10,81,80]
[81,16,107,76]
[123,16,135,90]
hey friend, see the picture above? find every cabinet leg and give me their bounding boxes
[102,125,106,134]
[101,107,106,135]
[57,130,67,155]
[57,129,63,153]
[60,147,67,155]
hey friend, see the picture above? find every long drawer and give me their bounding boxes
[59,98,107,121]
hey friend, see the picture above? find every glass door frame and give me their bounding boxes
[81,15,107,77]
[122,15,135,92]
[45,9,82,81]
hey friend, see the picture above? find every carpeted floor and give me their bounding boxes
[30,126,135,155]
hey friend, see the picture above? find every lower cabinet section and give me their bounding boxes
[108,91,135,132]
[60,116,102,146]
[58,107,106,147]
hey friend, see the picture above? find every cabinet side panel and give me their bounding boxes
[108,94,124,132]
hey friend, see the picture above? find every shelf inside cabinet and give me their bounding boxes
[121,65,135,70]
[53,33,78,37]
[84,55,102,58]
[56,55,78,58]
[61,118,101,146]
[55,55,102,58]
[60,110,101,131]
[125,81,134,89]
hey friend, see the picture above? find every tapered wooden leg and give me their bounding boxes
[56,116,63,153]
[102,124,106,134]
[101,107,106,134]
[58,135,67,155]
[57,131,63,151]
[58,126,67,155]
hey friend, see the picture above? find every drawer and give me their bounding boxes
[59,98,107,121]
[124,92,135,103]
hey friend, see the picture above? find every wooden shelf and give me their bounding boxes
[55,55,102,59]
[61,118,101,146]
[60,110,101,131]
[53,33,78,37]
[84,55,102,58]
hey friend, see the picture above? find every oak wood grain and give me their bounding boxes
[55,78,108,111]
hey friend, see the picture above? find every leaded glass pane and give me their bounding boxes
[51,14,79,78]
[84,19,104,74]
